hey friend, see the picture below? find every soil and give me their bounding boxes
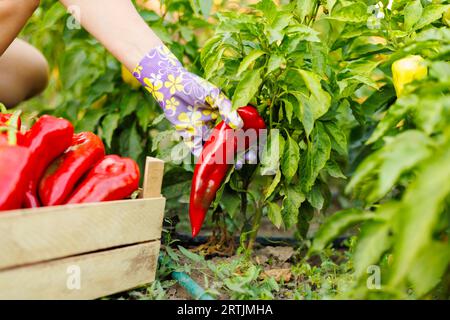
[161,244,298,300]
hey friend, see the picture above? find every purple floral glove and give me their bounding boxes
[133,45,243,157]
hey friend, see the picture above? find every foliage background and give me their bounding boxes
[16,0,450,299]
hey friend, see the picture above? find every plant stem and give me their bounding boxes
[246,202,263,251]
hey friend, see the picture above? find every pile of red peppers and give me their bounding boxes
[0,105,140,212]
[189,105,266,237]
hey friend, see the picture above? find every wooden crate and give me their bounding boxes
[0,157,166,299]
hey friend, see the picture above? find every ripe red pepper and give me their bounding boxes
[0,145,33,211]
[65,155,140,204]
[189,105,266,237]
[38,132,105,206]
[0,111,32,211]
[20,115,74,208]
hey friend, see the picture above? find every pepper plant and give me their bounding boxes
[309,0,450,298]
[200,0,385,248]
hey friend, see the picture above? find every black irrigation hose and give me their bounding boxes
[172,232,350,249]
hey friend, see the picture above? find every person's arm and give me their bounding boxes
[58,0,162,71]
[0,0,40,55]
[59,0,244,157]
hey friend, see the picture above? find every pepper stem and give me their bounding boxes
[246,202,263,251]
[0,110,22,145]
[0,103,7,113]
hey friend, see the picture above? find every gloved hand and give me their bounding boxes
[133,45,243,158]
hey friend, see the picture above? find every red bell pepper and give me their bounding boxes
[0,111,32,211]
[0,145,33,211]
[189,105,266,237]
[39,132,105,206]
[20,115,74,208]
[65,155,140,204]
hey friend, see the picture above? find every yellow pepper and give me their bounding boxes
[444,7,450,27]
[121,65,141,90]
[391,55,427,97]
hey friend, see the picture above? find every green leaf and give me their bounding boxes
[120,123,144,160]
[298,70,331,121]
[309,209,376,255]
[42,3,67,29]
[326,0,337,13]
[408,241,450,297]
[367,95,418,144]
[266,54,285,75]
[413,95,450,135]
[204,47,225,80]
[324,121,347,156]
[136,103,152,130]
[120,94,139,118]
[201,36,222,66]
[264,169,282,200]
[101,114,120,148]
[404,0,423,31]
[286,25,321,42]
[199,0,213,19]
[282,185,306,228]
[389,139,450,286]
[295,0,316,23]
[325,160,346,179]
[237,49,266,77]
[75,108,105,132]
[261,130,285,176]
[267,202,283,229]
[353,220,392,278]
[255,0,278,24]
[378,131,432,200]
[348,130,433,203]
[306,184,324,210]
[178,246,204,263]
[303,123,331,191]
[293,93,314,137]
[413,4,450,30]
[330,2,368,23]
[60,49,89,90]
[232,69,262,111]
[283,99,293,124]
[297,202,314,238]
[220,189,241,219]
[267,12,293,44]
[213,167,235,212]
[430,61,450,83]
[248,171,272,203]
[281,133,300,183]
[165,246,180,262]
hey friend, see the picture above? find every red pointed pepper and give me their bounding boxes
[0,145,33,211]
[189,105,266,237]
[20,115,74,208]
[38,132,105,206]
[65,155,140,204]
[0,111,32,211]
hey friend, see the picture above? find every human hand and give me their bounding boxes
[133,45,243,157]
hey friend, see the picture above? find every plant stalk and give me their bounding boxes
[246,202,263,251]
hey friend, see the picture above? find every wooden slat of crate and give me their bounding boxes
[0,241,160,300]
[0,197,165,270]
